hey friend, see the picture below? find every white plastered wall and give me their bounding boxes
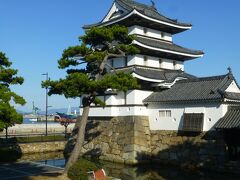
[128,54,184,70]
[128,25,172,42]
[81,90,152,117]
[148,103,227,131]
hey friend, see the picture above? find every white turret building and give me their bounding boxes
[81,0,240,133]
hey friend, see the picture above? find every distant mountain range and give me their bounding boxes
[18,107,80,115]
[44,107,80,115]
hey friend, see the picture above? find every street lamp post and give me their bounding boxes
[42,73,49,136]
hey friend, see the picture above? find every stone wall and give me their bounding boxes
[81,116,227,168]
[17,141,66,154]
[81,116,150,164]
[150,131,227,168]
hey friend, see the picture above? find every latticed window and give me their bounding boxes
[159,110,171,117]
[182,113,204,132]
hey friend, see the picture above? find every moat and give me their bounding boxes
[20,152,239,180]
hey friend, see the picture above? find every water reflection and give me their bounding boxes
[36,159,66,168]
[21,152,239,180]
[99,161,239,180]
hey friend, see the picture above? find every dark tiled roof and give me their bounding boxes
[116,0,191,27]
[225,92,240,101]
[83,0,191,29]
[135,36,204,56]
[115,65,196,81]
[144,73,236,103]
[215,106,240,129]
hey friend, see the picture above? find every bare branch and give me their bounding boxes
[108,49,125,58]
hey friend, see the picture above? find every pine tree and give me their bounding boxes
[0,52,26,138]
[42,25,139,174]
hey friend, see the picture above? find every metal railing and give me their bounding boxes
[0,132,70,145]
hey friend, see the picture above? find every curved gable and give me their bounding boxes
[102,1,127,22]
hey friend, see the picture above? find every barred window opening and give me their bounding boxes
[182,113,204,132]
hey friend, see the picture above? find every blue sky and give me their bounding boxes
[0,0,240,112]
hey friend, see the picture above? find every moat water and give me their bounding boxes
[20,152,239,180]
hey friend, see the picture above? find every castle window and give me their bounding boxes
[144,56,148,66]
[143,27,148,34]
[173,61,176,69]
[182,113,204,132]
[159,59,162,68]
[110,59,114,68]
[124,91,127,105]
[124,56,128,67]
[161,32,165,38]
[159,110,171,117]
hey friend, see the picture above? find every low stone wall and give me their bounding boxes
[1,124,75,135]
[15,141,66,154]
[21,151,64,161]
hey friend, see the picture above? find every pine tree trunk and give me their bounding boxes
[63,105,90,175]
[62,56,109,176]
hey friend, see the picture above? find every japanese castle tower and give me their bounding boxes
[82,0,240,132]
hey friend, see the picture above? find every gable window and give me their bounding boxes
[182,113,204,132]
[159,110,171,117]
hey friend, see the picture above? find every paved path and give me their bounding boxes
[0,161,63,180]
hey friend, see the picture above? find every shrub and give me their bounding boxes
[68,158,99,180]
[0,146,22,162]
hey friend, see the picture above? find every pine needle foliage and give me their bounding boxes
[0,52,26,134]
[43,25,140,106]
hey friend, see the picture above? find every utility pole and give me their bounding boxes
[42,73,49,136]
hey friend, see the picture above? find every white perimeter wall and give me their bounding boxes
[128,25,172,42]
[148,103,228,131]
[80,90,152,117]
[83,105,149,117]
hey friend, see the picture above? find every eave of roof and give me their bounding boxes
[215,106,240,129]
[134,36,204,60]
[224,92,240,102]
[83,0,192,32]
[114,65,195,82]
